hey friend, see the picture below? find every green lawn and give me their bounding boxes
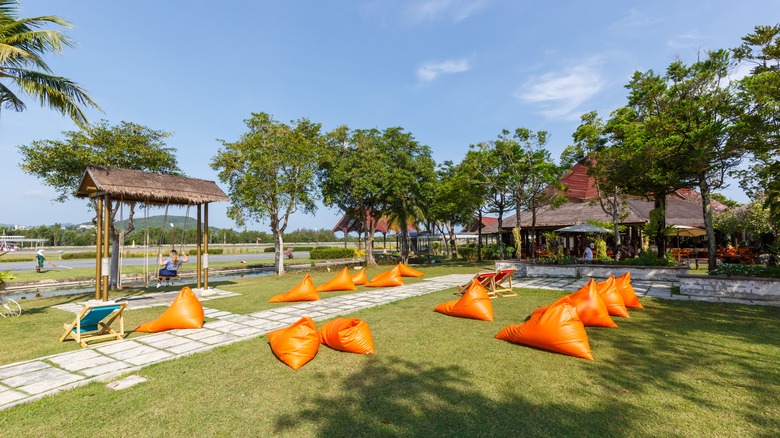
[0,263,778,437]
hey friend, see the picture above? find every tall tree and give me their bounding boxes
[0,0,100,128]
[211,112,323,276]
[18,120,180,286]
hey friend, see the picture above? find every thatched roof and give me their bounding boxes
[76,166,229,205]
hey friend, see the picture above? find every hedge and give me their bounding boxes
[264,246,315,253]
[186,248,224,256]
[309,248,356,260]
[709,264,780,279]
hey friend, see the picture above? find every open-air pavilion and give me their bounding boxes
[75,166,229,301]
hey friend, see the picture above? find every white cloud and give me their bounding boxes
[417,59,471,81]
[406,0,487,23]
[516,62,604,119]
[610,8,664,30]
[667,29,707,49]
[24,189,52,200]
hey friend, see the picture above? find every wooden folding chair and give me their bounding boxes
[457,271,498,298]
[60,302,127,348]
[491,268,517,297]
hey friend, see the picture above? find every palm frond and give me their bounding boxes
[9,69,102,128]
[0,80,24,111]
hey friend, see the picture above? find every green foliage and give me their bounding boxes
[186,248,224,256]
[309,248,356,260]
[61,251,98,260]
[709,264,780,279]
[594,238,607,259]
[528,254,577,265]
[714,195,774,239]
[0,270,15,283]
[459,244,514,261]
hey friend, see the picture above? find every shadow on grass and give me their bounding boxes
[273,356,636,437]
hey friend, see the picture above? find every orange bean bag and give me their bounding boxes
[316,266,357,292]
[530,279,616,328]
[396,263,424,277]
[318,318,375,354]
[496,299,593,360]
[269,274,320,302]
[136,286,204,332]
[266,316,320,370]
[434,279,494,321]
[365,267,404,287]
[615,272,643,309]
[596,276,630,318]
[351,269,367,286]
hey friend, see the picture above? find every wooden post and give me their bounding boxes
[102,196,110,301]
[197,204,202,289]
[204,203,209,290]
[95,196,103,300]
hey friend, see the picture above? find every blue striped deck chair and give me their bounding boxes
[60,302,127,348]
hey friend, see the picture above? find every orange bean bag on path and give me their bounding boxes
[596,276,630,318]
[365,267,404,287]
[319,318,375,354]
[532,279,617,328]
[136,286,204,332]
[434,279,494,321]
[316,267,357,292]
[351,269,367,286]
[267,316,320,370]
[269,274,320,303]
[396,263,424,277]
[615,272,643,309]
[496,298,594,360]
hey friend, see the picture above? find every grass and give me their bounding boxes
[1,263,779,436]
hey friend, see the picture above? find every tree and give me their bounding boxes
[211,112,323,276]
[18,120,180,286]
[0,0,100,128]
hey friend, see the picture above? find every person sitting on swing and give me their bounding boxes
[157,249,188,288]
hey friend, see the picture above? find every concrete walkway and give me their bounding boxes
[2,273,778,412]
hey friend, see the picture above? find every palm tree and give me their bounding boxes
[0,0,100,129]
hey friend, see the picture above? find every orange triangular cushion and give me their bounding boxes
[365,267,404,287]
[316,267,357,292]
[496,300,593,360]
[596,276,630,318]
[269,274,320,302]
[351,269,367,286]
[434,280,494,321]
[266,317,320,370]
[318,318,375,354]
[136,286,204,332]
[568,279,617,327]
[615,272,643,309]
[396,263,424,277]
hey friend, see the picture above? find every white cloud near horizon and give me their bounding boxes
[405,0,487,23]
[417,58,471,81]
[516,62,604,119]
[610,8,664,30]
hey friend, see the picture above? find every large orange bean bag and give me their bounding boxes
[496,299,593,360]
[269,274,320,302]
[266,316,320,370]
[596,276,630,318]
[316,267,357,292]
[530,279,616,328]
[318,318,375,354]
[136,286,204,332]
[351,269,367,286]
[434,279,494,321]
[365,267,404,287]
[396,263,424,277]
[615,272,643,309]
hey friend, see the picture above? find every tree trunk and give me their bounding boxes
[514,196,522,260]
[497,210,504,259]
[699,175,717,271]
[653,196,667,260]
[273,230,285,276]
[612,190,621,261]
[477,209,483,262]
[365,232,376,265]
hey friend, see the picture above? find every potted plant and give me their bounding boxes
[0,270,15,291]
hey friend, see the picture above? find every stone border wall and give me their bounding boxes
[679,274,780,301]
[495,261,686,281]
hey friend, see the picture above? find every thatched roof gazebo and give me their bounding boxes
[76,166,229,301]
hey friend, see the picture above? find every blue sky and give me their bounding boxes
[1,1,774,231]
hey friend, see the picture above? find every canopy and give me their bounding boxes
[670,225,706,237]
[554,223,613,234]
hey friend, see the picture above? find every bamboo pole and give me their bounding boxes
[197,204,202,289]
[204,203,209,290]
[102,195,110,301]
[95,197,103,300]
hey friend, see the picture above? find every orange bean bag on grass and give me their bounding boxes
[396,263,424,277]
[434,279,494,321]
[496,298,594,360]
[318,318,375,354]
[596,276,630,318]
[269,274,320,302]
[615,272,643,309]
[316,267,357,292]
[532,279,617,328]
[136,286,204,332]
[266,316,320,370]
[365,267,404,287]
[351,268,367,286]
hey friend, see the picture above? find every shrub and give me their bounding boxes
[309,248,356,260]
[62,251,98,260]
[709,264,780,279]
[263,247,275,253]
[375,253,402,265]
[186,248,224,256]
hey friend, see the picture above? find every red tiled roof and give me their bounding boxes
[461,216,498,233]
[671,189,730,213]
[331,212,416,235]
[557,162,599,202]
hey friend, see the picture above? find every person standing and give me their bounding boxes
[35,249,46,272]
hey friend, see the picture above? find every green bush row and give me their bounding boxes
[186,248,224,256]
[309,248,356,260]
[458,244,516,261]
[709,264,780,279]
[264,246,315,253]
